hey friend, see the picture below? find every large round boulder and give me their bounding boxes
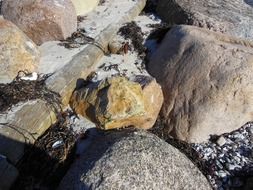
[157,0,253,41]
[58,129,211,190]
[148,25,253,143]
[1,0,77,45]
[0,18,39,83]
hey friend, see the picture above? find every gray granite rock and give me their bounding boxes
[157,0,253,40]
[58,129,211,190]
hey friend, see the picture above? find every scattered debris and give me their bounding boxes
[150,118,253,190]
[52,140,64,149]
[12,111,77,189]
[58,28,94,49]
[59,28,107,54]
[0,71,61,113]
[192,123,253,190]
[77,15,86,24]
[118,21,146,57]
[103,64,120,72]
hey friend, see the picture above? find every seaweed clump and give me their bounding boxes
[0,71,61,113]
[118,21,146,57]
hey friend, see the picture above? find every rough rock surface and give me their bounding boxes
[70,76,163,130]
[1,0,77,45]
[71,0,99,16]
[157,0,253,40]
[148,25,253,143]
[58,129,211,190]
[0,18,39,83]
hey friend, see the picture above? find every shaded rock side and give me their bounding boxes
[70,76,163,130]
[71,0,99,16]
[58,129,211,190]
[0,18,39,83]
[0,155,19,190]
[148,25,253,143]
[157,0,253,40]
[2,0,77,45]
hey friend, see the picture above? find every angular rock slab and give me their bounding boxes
[0,18,39,83]
[2,0,77,45]
[71,0,99,16]
[58,129,211,190]
[157,0,253,40]
[70,76,163,130]
[148,25,253,143]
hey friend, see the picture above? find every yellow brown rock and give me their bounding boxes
[70,76,163,130]
[1,0,77,45]
[0,18,40,83]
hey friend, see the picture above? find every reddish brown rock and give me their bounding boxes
[0,18,39,83]
[1,0,77,45]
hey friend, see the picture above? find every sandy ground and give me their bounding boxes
[38,0,141,74]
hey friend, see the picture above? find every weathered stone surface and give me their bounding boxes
[0,100,57,164]
[0,0,146,179]
[157,0,253,40]
[0,18,39,83]
[1,0,77,45]
[71,0,99,16]
[58,129,211,190]
[0,155,19,190]
[148,25,253,143]
[70,76,163,130]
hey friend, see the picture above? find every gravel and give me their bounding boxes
[192,123,253,190]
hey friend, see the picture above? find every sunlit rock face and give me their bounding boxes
[0,18,40,83]
[1,0,77,45]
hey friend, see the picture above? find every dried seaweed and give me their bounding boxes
[118,21,146,57]
[12,111,77,189]
[58,29,107,54]
[0,71,61,113]
[58,29,95,49]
